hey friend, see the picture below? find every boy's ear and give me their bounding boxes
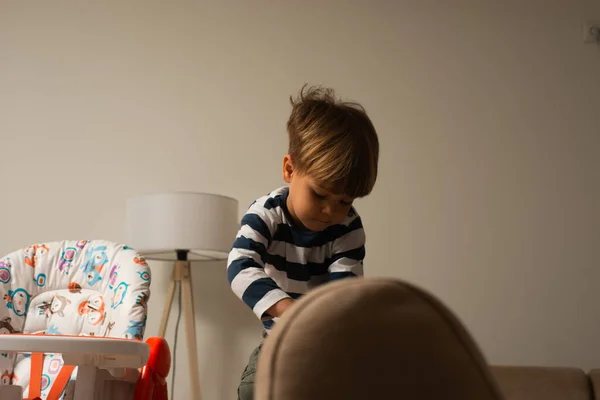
[282,154,294,183]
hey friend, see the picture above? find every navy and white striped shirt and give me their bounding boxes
[227,186,365,333]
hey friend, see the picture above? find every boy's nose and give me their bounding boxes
[322,204,340,220]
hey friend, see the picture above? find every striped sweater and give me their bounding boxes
[227,186,365,333]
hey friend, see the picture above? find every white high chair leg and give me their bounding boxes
[0,384,23,400]
[74,365,98,400]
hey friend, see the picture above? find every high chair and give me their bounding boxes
[0,240,170,400]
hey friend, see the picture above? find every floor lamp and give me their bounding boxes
[126,192,239,400]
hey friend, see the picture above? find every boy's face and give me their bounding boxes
[283,155,355,232]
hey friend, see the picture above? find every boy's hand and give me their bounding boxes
[266,298,294,318]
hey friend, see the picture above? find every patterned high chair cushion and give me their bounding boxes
[0,240,150,398]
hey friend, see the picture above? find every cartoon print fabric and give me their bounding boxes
[0,239,151,399]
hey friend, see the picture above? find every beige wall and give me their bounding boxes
[1,0,599,398]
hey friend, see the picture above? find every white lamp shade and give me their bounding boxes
[126,192,239,261]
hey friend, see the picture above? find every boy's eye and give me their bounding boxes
[340,200,353,206]
[312,190,326,199]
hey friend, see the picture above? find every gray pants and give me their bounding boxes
[238,343,262,400]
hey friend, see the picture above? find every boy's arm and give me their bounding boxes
[227,211,292,320]
[328,215,366,281]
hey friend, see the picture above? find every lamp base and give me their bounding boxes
[158,259,202,400]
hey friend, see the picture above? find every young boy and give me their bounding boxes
[227,84,379,400]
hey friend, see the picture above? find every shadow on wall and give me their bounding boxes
[189,260,263,397]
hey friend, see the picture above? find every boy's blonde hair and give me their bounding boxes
[286,85,379,198]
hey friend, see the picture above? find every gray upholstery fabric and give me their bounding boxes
[255,277,504,400]
[491,366,592,400]
[588,369,600,399]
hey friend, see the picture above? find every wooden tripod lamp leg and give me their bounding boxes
[180,260,202,400]
[158,265,177,338]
